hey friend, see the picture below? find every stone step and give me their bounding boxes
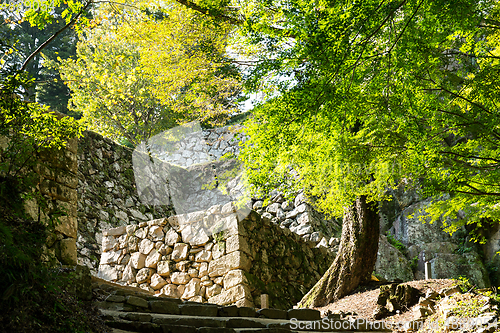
[95,278,390,333]
[100,310,390,333]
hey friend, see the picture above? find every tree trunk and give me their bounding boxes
[298,195,379,308]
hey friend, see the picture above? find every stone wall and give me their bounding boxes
[5,111,80,266]
[77,131,173,274]
[36,134,79,265]
[149,125,246,168]
[97,204,334,310]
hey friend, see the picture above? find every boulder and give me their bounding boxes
[375,235,414,282]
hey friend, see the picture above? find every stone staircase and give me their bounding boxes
[93,277,391,333]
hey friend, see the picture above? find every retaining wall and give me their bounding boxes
[98,204,334,310]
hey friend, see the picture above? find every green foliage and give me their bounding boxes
[386,232,408,256]
[453,276,474,293]
[55,0,242,146]
[0,1,89,114]
[409,255,419,273]
[0,71,81,188]
[232,0,500,229]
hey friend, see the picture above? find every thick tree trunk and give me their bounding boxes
[298,195,379,308]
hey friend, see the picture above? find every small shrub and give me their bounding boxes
[452,276,474,293]
[386,231,408,256]
[409,255,419,273]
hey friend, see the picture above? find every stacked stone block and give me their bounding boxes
[34,134,79,265]
[98,203,335,310]
[77,131,173,274]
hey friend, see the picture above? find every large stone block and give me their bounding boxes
[40,179,77,202]
[223,269,248,290]
[182,278,201,299]
[208,251,251,277]
[139,238,154,255]
[172,243,189,262]
[151,273,167,290]
[208,284,252,306]
[225,235,251,256]
[58,237,77,265]
[130,252,146,269]
[165,229,181,246]
[103,226,126,236]
[98,264,119,280]
[171,271,191,285]
[55,215,77,239]
[145,249,161,268]
[157,260,174,276]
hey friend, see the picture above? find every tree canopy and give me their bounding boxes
[55,0,243,146]
[223,0,500,239]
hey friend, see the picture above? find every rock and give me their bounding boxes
[139,238,154,255]
[189,229,209,246]
[135,227,148,239]
[179,303,219,317]
[374,235,414,282]
[100,249,121,265]
[287,309,321,320]
[266,203,281,214]
[208,251,251,277]
[199,262,208,277]
[188,268,199,278]
[252,201,263,210]
[295,224,313,236]
[149,300,180,314]
[212,243,225,259]
[151,273,167,290]
[130,252,146,269]
[195,250,212,262]
[145,249,161,268]
[208,284,252,306]
[206,284,222,297]
[149,226,164,241]
[390,198,453,248]
[261,212,273,223]
[221,202,235,215]
[171,271,191,285]
[258,308,287,319]
[223,269,248,290]
[226,235,251,255]
[281,201,293,211]
[58,238,77,265]
[171,243,189,262]
[161,284,180,298]
[121,263,136,283]
[310,231,322,242]
[157,260,173,276]
[316,237,328,248]
[182,278,201,299]
[165,229,181,246]
[103,226,126,236]
[102,235,116,252]
[136,268,153,284]
[98,264,119,280]
[373,305,389,320]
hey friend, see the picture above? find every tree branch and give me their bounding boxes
[21,1,93,71]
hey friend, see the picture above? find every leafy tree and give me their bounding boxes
[56,0,242,146]
[0,2,86,115]
[175,0,500,306]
